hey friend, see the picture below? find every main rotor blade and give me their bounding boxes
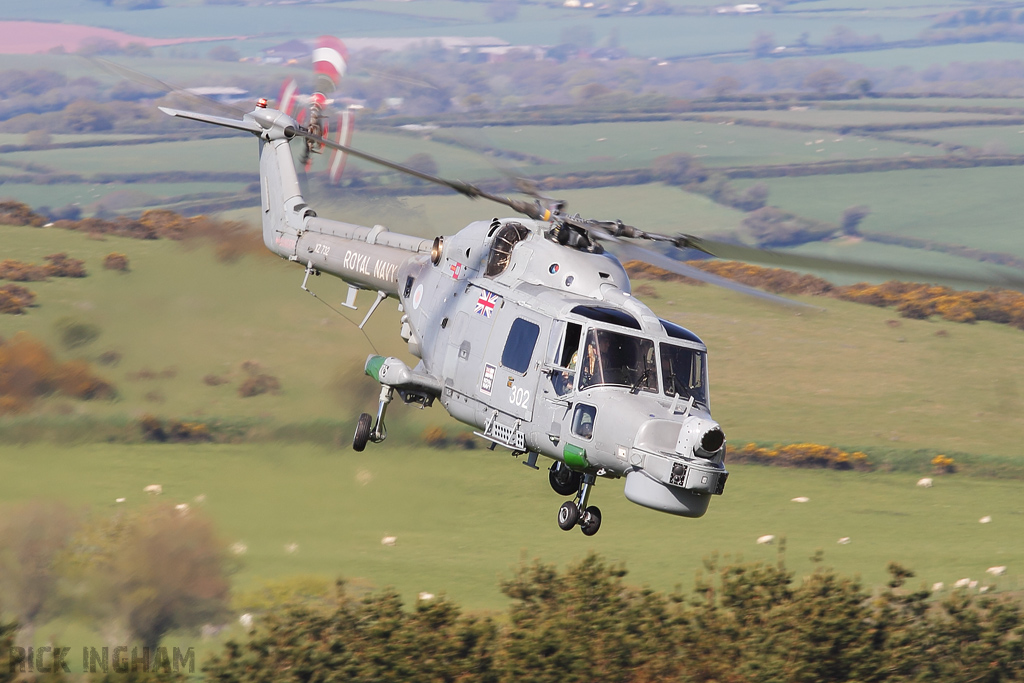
[608,241,818,309]
[288,127,548,219]
[87,57,248,119]
[675,234,1024,291]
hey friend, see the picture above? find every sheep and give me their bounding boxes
[986,566,1007,576]
[143,484,162,495]
[954,578,971,588]
[284,542,299,554]
[791,497,810,503]
[932,582,944,592]
[174,503,190,514]
[980,515,992,524]
[381,536,397,546]
[756,534,775,545]
[239,613,254,632]
[115,497,126,503]
[194,494,207,504]
[418,592,435,601]
[916,477,933,488]
[837,537,851,545]
[230,541,248,555]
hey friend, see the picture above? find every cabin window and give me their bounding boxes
[485,223,530,277]
[501,318,540,374]
[572,404,597,439]
[547,321,582,396]
[578,328,658,393]
[660,343,707,406]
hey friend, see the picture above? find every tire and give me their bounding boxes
[557,501,579,531]
[549,463,581,496]
[580,506,602,536]
[353,413,372,452]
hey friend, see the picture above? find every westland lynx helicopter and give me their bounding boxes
[160,99,1023,536]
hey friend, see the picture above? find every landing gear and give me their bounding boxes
[554,472,603,535]
[352,385,393,451]
[549,461,582,496]
[580,506,602,536]
[557,501,579,530]
[352,413,372,452]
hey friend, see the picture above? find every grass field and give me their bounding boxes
[735,166,1024,259]
[4,221,1024,457]
[460,120,941,172]
[902,125,1024,152]
[715,109,1015,127]
[1,443,1022,614]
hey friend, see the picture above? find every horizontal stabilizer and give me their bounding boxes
[158,107,262,135]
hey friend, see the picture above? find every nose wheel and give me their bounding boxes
[555,472,602,535]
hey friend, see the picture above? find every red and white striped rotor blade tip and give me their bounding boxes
[312,36,348,93]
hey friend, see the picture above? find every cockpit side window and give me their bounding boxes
[578,329,658,393]
[660,343,707,406]
[485,223,531,277]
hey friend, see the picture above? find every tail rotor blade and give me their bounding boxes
[328,110,355,185]
[277,78,300,118]
[312,35,348,96]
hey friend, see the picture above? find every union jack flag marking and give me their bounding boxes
[475,290,498,317]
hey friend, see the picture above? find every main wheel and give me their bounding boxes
[353,413,372,452]
[557,501,579,531]
[580,506,602,536]
[549,463,582,496]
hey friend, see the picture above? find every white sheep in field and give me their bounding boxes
[791,497,810,503]
[837,537,851,545]
[418,592,435,601]
[932,582,944,592]
[756,534,775,545]
[143,484,162,495]
[954,578,972,589]
[239,613,254,632]
[987,566,1007,577]
[980,516,992,524]
[381,536,397,546]
[916,478,933,488]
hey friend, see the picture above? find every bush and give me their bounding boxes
[238,374,281,397]
[729,442,874,471]
[54,318,101,350]
[0,332,114,413]
[43,253,86,277]
[103,252,130,271]
[0,284,37,314]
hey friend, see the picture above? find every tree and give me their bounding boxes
[487,0,519,23]
[402,152,439,177]
[66,504,233,648]
[841,204,870,234]
[709,75,741,99]
[64,100,114,132]
[652,152,705,185]
[750,31,776,58]
[0,502,80,643]
[804,68,847,95]
[208,45,240,62]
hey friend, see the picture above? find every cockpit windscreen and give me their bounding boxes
[578,329,658,393]
[660,343,707,406]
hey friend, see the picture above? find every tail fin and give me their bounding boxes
[159,105,307,259]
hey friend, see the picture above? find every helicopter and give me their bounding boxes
[159,97,1024,536]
